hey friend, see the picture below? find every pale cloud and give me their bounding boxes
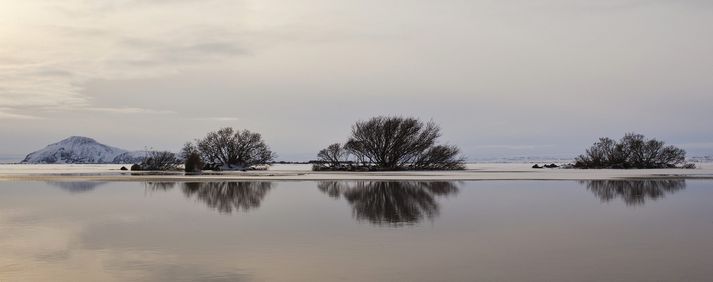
[473,145,555,151]
[83,107,175,114]
[0,0,712,159]
[193,117,241,122]
[0,64,86,108]
[0,108,43,120]
[0,0,249,112]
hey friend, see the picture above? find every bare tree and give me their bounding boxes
[316,143,348,167]
[190,127,276,169]
[181,142,204,173]
[344,140,368,164]
[140,151,181,171]
[412,145,466,170]
[316,116,465,170]
[347,116,440,169]
[575,133,688,169]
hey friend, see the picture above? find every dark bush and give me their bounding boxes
[574,133,688,169]
[184,152,204,173]
[181,142,204,173]
[141,151,181,171]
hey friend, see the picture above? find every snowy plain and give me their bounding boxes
[1,163,711,181]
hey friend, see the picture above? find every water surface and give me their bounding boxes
[1,180,711,281]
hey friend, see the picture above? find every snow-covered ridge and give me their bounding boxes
[21,136,145,164]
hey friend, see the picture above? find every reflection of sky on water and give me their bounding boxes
[2,180,710,281]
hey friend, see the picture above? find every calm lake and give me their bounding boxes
[1,180,712,281]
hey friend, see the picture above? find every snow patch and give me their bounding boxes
[21,136,133,164]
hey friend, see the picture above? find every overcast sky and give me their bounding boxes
[1,0,712,161]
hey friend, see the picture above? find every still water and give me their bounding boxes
[0,180,711,281]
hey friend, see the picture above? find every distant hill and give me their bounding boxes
[21,136,146,164]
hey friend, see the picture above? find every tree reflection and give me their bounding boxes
[182,182,273,214]
[582,179,686,206]
[144,182,177,191]
[318,181,459,226]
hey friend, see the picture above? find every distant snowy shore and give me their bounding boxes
[1,163,712,181]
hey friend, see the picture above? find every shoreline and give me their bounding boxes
[1,163,712,182]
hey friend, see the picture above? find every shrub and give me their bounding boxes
[315,116,466,171]
[184,152,204,173]
[141,151,181,171]
[181,142,204,173]
[682,163,696,169]
[574,133,688,169]
[187,127,276,169]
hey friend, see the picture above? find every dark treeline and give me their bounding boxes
[129,120,694,172]
[132,127,276,172]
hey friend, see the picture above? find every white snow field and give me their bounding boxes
[0,163,711,181]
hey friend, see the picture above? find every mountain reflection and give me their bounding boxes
[318,181,459,226]
[182,182,273,214]
[582,179,686,206]
[48,181,106,193]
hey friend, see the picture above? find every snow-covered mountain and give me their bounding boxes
[22,136,144,164]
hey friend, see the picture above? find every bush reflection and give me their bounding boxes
[144,182,177,191]
[144,181,273,214]
[318,181,459,226]
[182,182,273,214]
[582,179,686,206]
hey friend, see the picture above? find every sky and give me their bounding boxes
[1,0,712,161]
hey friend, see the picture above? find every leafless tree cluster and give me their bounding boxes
[316,143,348,167]
[574,133,689,169]
[315,116,465,171]
[138,150,181,171]
[183,127,276,170]
[412,145,465,170]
